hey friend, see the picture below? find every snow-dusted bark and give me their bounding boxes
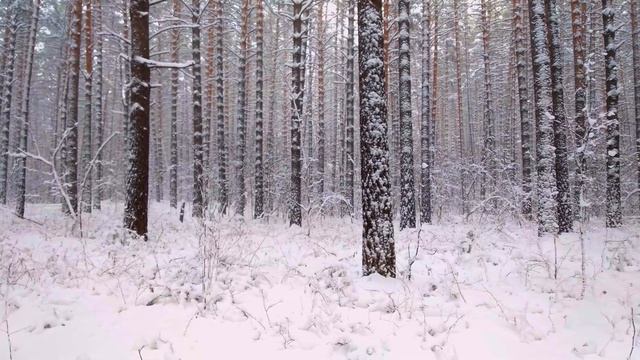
[191,0,204,218]
[215,0,228,213]
[254,0,265,218]
[398,0,416,229]
[15,0,41,218]
[94,0,104,210]
[0,2,18,205]
[631,0,640,210]
[235,0,249,216]
[169,0,180,208]
[316,2,326,197]
[359,0,395,278]
[81,0,94,213]
[545,0,573,232]
[528,0,558,235]
[480,0,494,200]
[514,0,533,219]
[345,0,355,214]
[420,0,432,224]
[571,0,587,219]
[123,0,150,237]
[602,0,621,227]
[64,0,83,215]
[289,0,307,226]
[453,0,467,215]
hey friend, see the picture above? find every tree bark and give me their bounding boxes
[191,0,204,218]
[420,0,432,224]
[0,2,18,205]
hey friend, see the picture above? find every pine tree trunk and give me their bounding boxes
[528,0,558,235]
[453,0,467,215]
[514,0,533,219]
[94,0,104,210]
[191,0,204,218]
[81,0,94,213]
[316,2,326,198]
[15,0,41,218]
[571,0,587,219]
[215,0,228,213]
[480,0,494,201]
[235,0,249,216]
[65,0,83,215]
[289,0,306,226]
[0,2,18,205]
[169,0,180,208]
[123,0,150,237]
[359,0,396,278]
[630,0,640,211]
[253,0,265,218]
[345,0,355,215]
[398,0,416,229]
[602,0,621,227]
[420,0,432,224]
[545,0,573,232]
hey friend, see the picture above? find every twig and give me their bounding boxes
[630,307,636,360]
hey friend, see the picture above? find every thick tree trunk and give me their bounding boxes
[123,0,150,237]
[15,0,41,218]
[480,0,494,201]
[191,0,204,218]
[398,0,416,229]
[94,0,104,210]
[345,0,355,215]
[289,0,306,226]
[215,0,228,213]
[316,2,326,198]
[81,0,94,213]
[235,0,249,216]
[602,0,621,227]
[571,0,587,218]
[0,2,18,205]
[169,0,180,208]
[528,0,558,235]
[630,0,640,211]
[545,0,573,232]
[359,0,395,278]
[514,0,533,219]
[453,0,467,215]
[420,0,432,224]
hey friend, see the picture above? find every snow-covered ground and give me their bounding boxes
[1,203,639,360]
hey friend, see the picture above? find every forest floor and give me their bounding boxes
[0,202,639,360]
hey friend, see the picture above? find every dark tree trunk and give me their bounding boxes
[630,0,640,211]
[398,0,416,229]
[571,0,587,219]
[191,0,204,218]
[0,2,18,205]
[94,0,104,210]
[420,0,432,224]
[359,0,396,278]
[81,0,94,213]
[602,0,621,227]
[235,0,249,216]
[169,0,180,208]
[123,0,150,237]
[545,0,573,233]
[345,0,355,214]
[528,0,558,235]
[215,0,228,213]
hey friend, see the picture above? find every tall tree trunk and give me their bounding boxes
[345,0,355,215]
[545,0,573,232]
[81,0,94,213]
[235,0,249,216]
[480,0,494,201]
[191,0,204,218]
[123,0,150,237]
[254,0,265,218]
[528,0,558,235]
[359,0,395,278]
[630,0,640,212]
[169,0,180,208]
[316,2,326,198]
[215,0,228,213]
[94,0,104,210]
[571,0,587,219]
[398,0,416,229]
[15,0,41,218]
[420,0,432,224]
[602,0,621,227]
[0,2,18,205]
[453,0,467,215]
[65,0,84,215]
[289,0,306,226]
[514,0,533,219]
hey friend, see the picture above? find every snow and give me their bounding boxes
[1,203,639,359]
